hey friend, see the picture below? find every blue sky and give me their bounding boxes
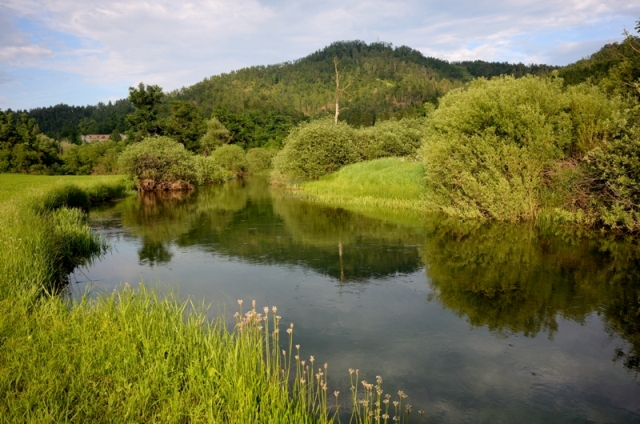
[1,0,638,110]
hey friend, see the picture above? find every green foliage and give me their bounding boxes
[163,100,206,151]
[585,131,640,231]
[77,117,99,135]
[23,100,133,142]
[126,83,166,142]
[421,75,627,222]
[117,136,198,190]
[0,110,61,174]
[272,119,360,183]
[211,144,248,176]
[61,140,124,175]
[199,116,230,155]
[212,107,299,149]
[357,118,426,160]
[246,147,276,173]
[174,41,467,128]
[193,156,226,185]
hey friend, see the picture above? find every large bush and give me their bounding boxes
[246,147,277,173]
[193,156,226,185]
[357,118,425,160]
[421,75,626,222]
[117,136,198,191]
[585,131,640,231]
[211,144,248,176]
[272,119,359,183]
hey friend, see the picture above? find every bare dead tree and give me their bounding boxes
[333,57,351,124]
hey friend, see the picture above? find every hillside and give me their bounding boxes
[20,40,559,140]
[172,40,554,127]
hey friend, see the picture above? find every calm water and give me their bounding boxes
[72,177,640,423]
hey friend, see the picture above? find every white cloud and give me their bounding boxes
[0,0,639,108]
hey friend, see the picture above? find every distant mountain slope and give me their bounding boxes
[19,40,563,138]
[173,41,554,127]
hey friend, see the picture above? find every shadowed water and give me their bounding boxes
[72,177,640,423]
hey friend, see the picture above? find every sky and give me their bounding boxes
[1,0,639,110]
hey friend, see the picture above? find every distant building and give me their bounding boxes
[81,134,127,143]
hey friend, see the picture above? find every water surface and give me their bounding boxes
[73,177,640,423]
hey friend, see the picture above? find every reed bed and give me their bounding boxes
[0,174,419,423]
[300,158,432,214]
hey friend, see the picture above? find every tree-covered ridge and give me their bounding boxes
[19,100,133,142]
[17,40,564,139]
[172,41,554,127]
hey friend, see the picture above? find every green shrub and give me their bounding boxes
[585,131,640,231]
[117,136,198,191]
[194,156,226,185]
[422,76,573,221]
[357,118,425,160]
[272,118,359,184]
[61,140,123,175]
[246,147,277,173]
[211,144,248,176]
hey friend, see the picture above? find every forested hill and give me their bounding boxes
[18,40,558,139]
[172,41,555,127]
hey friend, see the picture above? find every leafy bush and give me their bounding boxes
[421,75,627,222]
[61,140,123,175]
[585,131,640,231]
[272,118,359,183]
[422,76,571,220]
[117,136,198,191]
[211,144,248,176]
[194,156,226,185]
[246,147,277,173]
[357,118,425,160]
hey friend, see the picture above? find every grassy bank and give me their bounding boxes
[0,175,324,423]
[301,158,430,216]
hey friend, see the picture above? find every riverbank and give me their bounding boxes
[0,174,325,423]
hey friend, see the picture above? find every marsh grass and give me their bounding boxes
[301,158,431,214]
[0,174,417,423]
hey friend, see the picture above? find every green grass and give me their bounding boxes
[0,174,126,202]
[0,173,415,423]
[300,158,432,217]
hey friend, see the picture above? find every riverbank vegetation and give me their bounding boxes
[1,175,420,422]
[0,176,315,422]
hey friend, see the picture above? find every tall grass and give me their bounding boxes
[301,158,431,214]
[0,174,417,423]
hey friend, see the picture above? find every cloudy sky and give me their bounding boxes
[1,0,638,110]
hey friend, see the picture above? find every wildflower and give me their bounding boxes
[418,410,425,416]
[393,401,399,407]
[310,356,315,363]
[405,405,411,413]
[272,306,277,313]
[282,350,286,356]
[290,322,294,328]
[252,300,256,308]
[263,306,269,314]
[295,355,299,360]
[237,299,243,305]
[349,368,354,375]
[296,344,300,350]
[334,391,339,397]
[301,360,306,366]
[300,378,306,384]
[286,328,292,334]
